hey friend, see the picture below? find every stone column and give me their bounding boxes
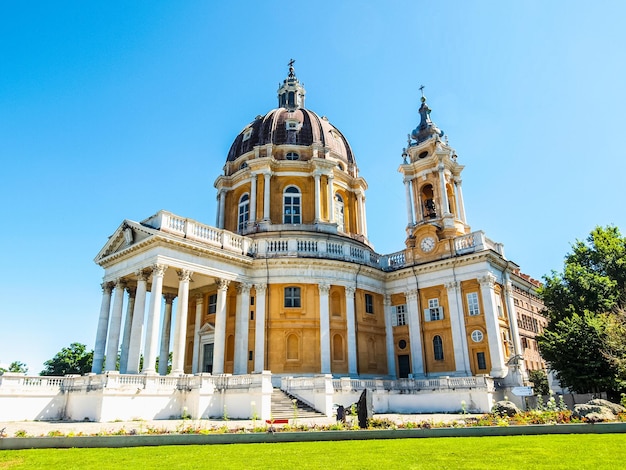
[92,282,113,373]
[318,283,331,374]
[359,192,368,238]
[263,172,271,220]
[159,294,176,375]
[314,173,321,222]
[143,264,167,374]
[254,283,267,373]
[445,281,471,374]
[126,270,149,374]
[171,269,193,375]
[234,283,251,374]
[249,173,257,224]
[191,294,204,374]
[479,274,507,378]
[119,286,136,374]
[454,178,467,223]
[383,295,397,378]
[217,190,226,229]
[438,163,450,215]
[406,289,424,376]
[327,175,335,223]
[105,279,126,371]
[212,279,230,374]
[503,273,525,376]
[345,286,357,375]
[404,178,415,226]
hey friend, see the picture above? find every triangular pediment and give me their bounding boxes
[198,322,215,336]
[94,220,157,264]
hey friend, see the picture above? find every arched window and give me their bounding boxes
[433,335,444,361]
[283,186,301,224]
[335,193,344,232]
[238,193,250,233]
[421,184,436,219]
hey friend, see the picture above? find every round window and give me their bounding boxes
[398,339,407,350]
[471,330,484,343]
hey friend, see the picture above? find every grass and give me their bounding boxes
[1,434,625,469]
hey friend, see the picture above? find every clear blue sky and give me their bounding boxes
[1,1,625,373]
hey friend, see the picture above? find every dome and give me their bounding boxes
[226,61,355,166]
[226,107,355,165]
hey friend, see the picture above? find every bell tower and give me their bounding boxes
[399,89,470,260]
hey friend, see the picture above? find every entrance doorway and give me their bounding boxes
[397,354,410,378]
[202,343,214,373]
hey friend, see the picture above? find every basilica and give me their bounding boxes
[92,63,545,382]
[0,64,548,422]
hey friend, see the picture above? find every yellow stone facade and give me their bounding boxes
[93,65,547,390]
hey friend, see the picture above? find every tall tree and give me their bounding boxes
[0,361,28,374]
[41,343,93,376]
[538,226,626,397]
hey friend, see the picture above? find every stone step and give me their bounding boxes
[270,388,326,419]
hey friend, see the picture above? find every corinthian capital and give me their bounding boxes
[478,273,496,288]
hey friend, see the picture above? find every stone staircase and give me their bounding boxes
[270,388,325,419]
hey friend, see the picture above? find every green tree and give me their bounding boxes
[538,226,626,397]
[40,343,93,376]
[0,361,28,375]
[528,369,550,397]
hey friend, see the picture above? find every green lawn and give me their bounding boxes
[1,434,625,469]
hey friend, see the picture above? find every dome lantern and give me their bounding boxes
[277,59,306,110]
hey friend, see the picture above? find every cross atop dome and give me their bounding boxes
[278,60,306,110]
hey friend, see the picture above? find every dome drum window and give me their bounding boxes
[285,152,300,160]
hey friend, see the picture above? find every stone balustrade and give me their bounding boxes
[140,210,503,271]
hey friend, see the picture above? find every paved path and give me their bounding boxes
[0,414,481,438]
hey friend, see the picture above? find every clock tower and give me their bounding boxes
[399,90,470,262]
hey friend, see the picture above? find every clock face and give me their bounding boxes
[420,236,436,253]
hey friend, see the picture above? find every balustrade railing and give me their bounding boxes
[331,375,493,392]
[139,211,503,271]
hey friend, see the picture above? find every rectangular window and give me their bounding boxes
[428,298,442,321]
[477,352,487,370]
[250,296,255,306]
[395,304,406,326]
[250,311,254,321]
[496,295,504,318]
[208,294,218,314]
[467,292,480,316]
[365,293,374,314]
[284,286,301,308]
